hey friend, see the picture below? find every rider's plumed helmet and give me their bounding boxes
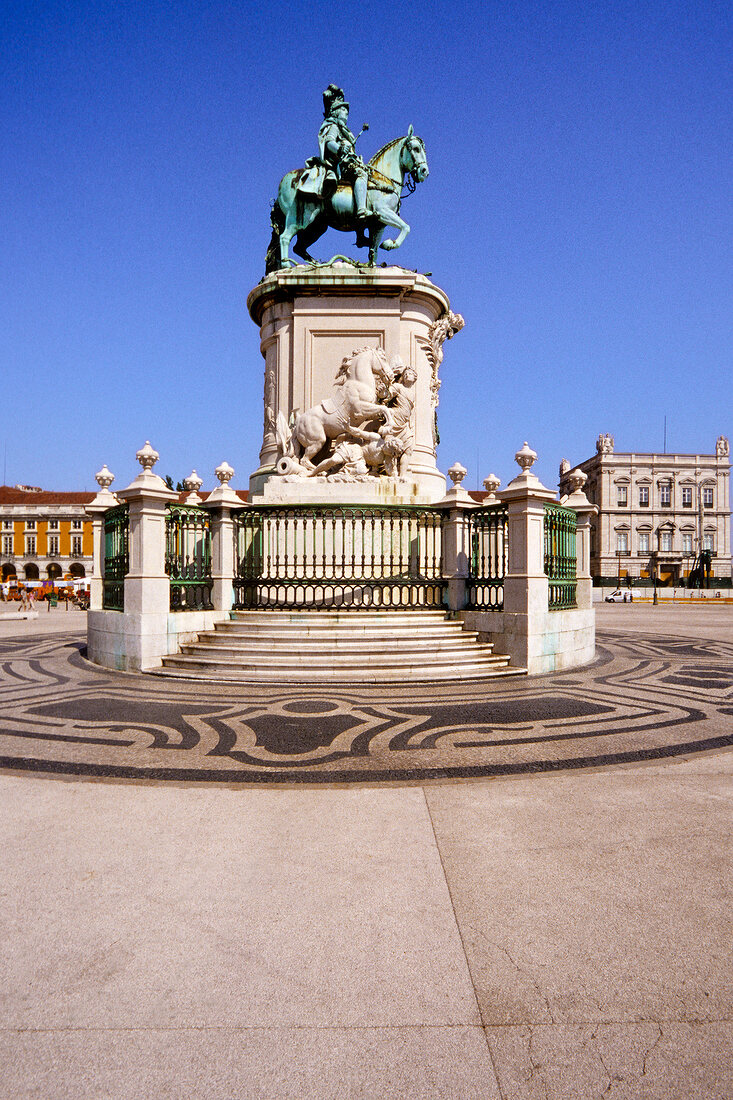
[323,84,349,117]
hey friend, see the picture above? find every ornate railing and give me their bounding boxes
[233,505,446,610]
[466,504,507,610]
[102,504,129,611]
[544,503,577,609]
[165,505,213,611]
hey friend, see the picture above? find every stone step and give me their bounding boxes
[166,643,510,668]
[180,633,493,655]
[152,657,523,684]
[226,611,457,629]
[203,625,478,645]
[150,609,526,684]
[174,638,501,660]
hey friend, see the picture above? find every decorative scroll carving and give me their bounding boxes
[417,310,465,447]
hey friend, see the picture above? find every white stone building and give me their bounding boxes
[559,435,731,587]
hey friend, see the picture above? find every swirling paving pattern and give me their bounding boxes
[0,625,731,783]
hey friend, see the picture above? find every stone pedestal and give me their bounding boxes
[247,265,462,503]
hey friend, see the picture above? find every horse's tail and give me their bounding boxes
[265,200,285,274]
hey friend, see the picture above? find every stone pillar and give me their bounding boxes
[85,465,118,612]
[437,462,477,611]
[561,468,598,611]
[498,444,557,626]
[202,462,246,613]
[116,442,177,666]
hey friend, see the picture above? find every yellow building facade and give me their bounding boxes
[0,485,95,588]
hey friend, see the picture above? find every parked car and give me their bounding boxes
[605,589,631,603]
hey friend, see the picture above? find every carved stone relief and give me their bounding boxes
[274,345,417,483]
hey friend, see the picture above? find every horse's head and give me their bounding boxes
[401,125,429,185]
[336,346,393,391]
[366,346,394,393]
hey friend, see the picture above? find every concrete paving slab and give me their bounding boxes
[1,780,479,1030]
[424,767,733,1027]
[0,1025,501,1099]
[485,1021,733,1100]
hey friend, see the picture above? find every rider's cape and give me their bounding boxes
[298,162,327,197]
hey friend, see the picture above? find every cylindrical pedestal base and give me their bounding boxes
[247,265,460,503]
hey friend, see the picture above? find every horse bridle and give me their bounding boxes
[367,138,424,197]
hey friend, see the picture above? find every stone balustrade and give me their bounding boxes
[86,442,596,674]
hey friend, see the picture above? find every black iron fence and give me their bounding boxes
[102,504,129,611]
[466,504,507,610]
[233,505,446,610]
[544,503,577,609]
[165,505,213,611]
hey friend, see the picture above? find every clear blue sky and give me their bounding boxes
[2,0,731,493]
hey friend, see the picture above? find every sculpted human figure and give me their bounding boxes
[307,436,369,479]
[303,84,368,225]
[386,360,417,477]
[268,87,428,270]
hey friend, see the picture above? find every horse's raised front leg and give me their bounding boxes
[357,402,394,433]
[370,201,410,252]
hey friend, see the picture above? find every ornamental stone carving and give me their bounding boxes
[274,345,419,484]
[263,370,276,450]
[136,440,160,472]
[716,435,729,457]
[417,310,465,446]
[596,433,614,455]
[95,465,115,492]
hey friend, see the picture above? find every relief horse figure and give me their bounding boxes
[277,346,395,472]
[266,129,429,272]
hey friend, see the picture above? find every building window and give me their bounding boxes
[682,487,692,508]
[48,519,59,530]
[638,486,649,507]
[2,535,12,555]
[682,533,693,553]
[71,519,83,530]
[638,532,650,553]
[26,519,36,530]
[25,535,36,555]
[48,535,59,556]
[617,485,628,507]
[2,520,12,530]
[71,535,83,556]
[702,488,713,508]
[660,530,673,551]
[703,534,714,551]
[660,484,672,507]
[616,532,629,554]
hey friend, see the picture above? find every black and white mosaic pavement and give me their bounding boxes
[0,626,731,783]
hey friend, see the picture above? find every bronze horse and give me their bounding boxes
[266,130,429,272]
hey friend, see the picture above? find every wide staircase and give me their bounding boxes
[151,610,526,684]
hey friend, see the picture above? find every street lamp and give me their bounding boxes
[652,552,658,605]
[616,548,623,589]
